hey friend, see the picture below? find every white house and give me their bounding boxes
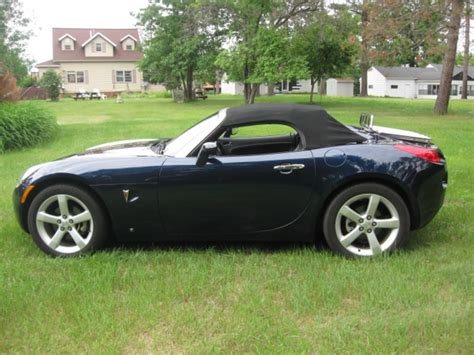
[221,78,354,96]
[36,28,165,96]
[367,64,474,99]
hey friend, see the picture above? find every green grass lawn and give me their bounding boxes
[0,94,473,353]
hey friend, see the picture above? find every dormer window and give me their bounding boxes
[95,42,102,52]
[59,34,76,51]
[120,34,138,51]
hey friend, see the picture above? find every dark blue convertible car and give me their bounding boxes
[13,104,447,257]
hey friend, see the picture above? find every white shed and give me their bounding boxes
[327,78,354,97]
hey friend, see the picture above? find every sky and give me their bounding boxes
[22,0,150,65]
[20,0,474,68]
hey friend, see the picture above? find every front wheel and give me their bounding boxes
[27,184,108,256]
[323,183,410,257]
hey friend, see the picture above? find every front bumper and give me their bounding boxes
[12,184,30,233]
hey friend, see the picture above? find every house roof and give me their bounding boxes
[36,59,60,68]
[373,65,474,80]
[51,28,143,62]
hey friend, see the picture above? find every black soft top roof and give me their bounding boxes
[223,104,365,149]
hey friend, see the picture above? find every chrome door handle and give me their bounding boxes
[273,163,305,174]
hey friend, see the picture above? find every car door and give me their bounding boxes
[158,150,315,236]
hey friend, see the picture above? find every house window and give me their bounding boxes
[95,42,102,52]
[368,85,373,89]
[451,85,458,96]
[390,85,398,89]
[76,71,85,83]
[418,84,439,95]
[469,85,474,96]
[126,44,133,50]
[116,70,133,83]
[67,71,76,83]
[67,71,85,84]
[64,44,72,51]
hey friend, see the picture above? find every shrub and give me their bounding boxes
[0,65,20,102]
[18,75,38,88]
[39,70,62,101]
[0,103,58,153]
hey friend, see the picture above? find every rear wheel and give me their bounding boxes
[323,183,410,257]
[28,184,108,256]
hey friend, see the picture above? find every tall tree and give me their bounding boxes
[294,10,356,103]
[0,0,31,81]
[461,4,471,99]
[434,0,464,115]
[138,0,221,102]
[349,0,447,96]
[214,0,320,104]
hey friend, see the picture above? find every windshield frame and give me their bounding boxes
[163,109,227,157]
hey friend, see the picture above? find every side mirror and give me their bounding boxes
[196,142,218,166]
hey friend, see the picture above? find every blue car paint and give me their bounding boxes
[13,141,447,242]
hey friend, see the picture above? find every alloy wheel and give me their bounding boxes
[35,194,94,254]
[335,193,400,256]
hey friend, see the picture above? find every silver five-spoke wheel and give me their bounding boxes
[28,184,107,256]
[335,193,400,256]
[323,183,409,257]
[36,194,94,254]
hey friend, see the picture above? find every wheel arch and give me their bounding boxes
[318,173,420,231]
[22,174,113,235]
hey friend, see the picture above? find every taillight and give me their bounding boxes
[394,144,442,163]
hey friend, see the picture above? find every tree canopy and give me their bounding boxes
[0,0,31,81]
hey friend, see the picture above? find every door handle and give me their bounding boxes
[273,163,305,174]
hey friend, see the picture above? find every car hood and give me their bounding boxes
[77,138,167,157]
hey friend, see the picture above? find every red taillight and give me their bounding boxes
[394,144,442,163]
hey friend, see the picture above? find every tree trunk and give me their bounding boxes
[248,83,259,104]
[360,0,369,97]
[434,0,463,115]
[184,66,194,101]
[461,7,470,99]
[267,84,274,96]
[244,83,252,104]
[309,78,316,103]
[319,79,327,95]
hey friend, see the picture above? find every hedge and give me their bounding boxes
[0,103,58,153]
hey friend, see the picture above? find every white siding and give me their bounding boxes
[327,79,354,96]
[52,62,142,93]
[385,79,416,98]
[221,80,244,95]
[367,68,386,96]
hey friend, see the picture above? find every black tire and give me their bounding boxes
[323,183,410,257]
[27,184,108,257]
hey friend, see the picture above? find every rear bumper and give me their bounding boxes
[412,163,447,229]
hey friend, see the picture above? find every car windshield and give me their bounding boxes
[163,110,226,157]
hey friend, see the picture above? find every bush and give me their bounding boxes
[0,103,58,153]
[39,70,62,101]
[18,75,38,88]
